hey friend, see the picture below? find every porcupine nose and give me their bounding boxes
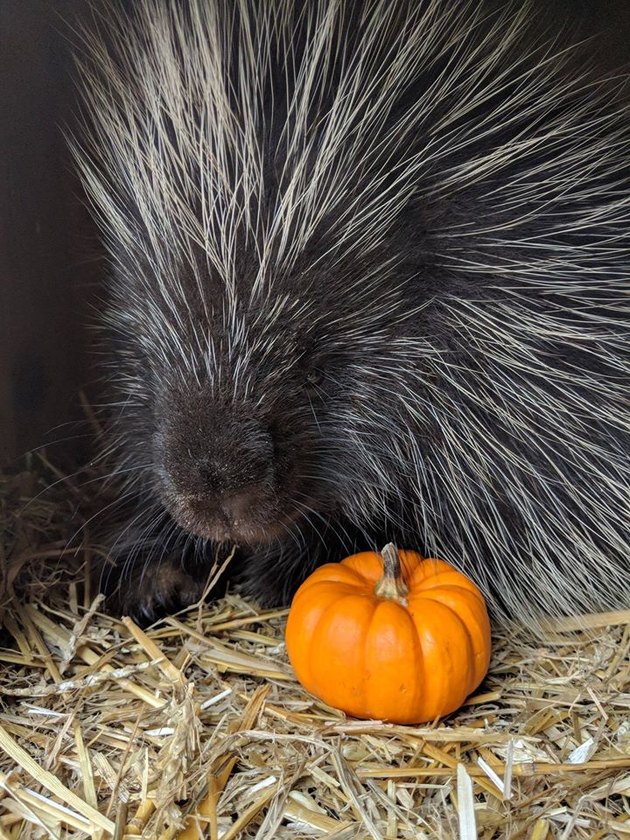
[197,445,276,539]
[220,488,259,525]
[160,403,279,541]
[196,446,274,503]
[198,423,275,526]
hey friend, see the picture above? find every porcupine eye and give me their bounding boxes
[306,369,324,389]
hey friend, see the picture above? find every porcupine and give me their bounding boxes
[72,0,630,628]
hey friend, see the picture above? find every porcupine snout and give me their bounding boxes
[157,398,279,545]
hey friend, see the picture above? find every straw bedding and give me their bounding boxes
[0,455,629,839]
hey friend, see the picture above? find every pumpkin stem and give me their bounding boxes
[374,544,409,603]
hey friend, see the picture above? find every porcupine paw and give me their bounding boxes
[104,560,205,627]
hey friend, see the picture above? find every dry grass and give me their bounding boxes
[0,455,629,839]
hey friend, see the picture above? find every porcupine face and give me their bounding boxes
[147,283,339,547]
[112,233,429,548]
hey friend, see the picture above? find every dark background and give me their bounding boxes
[1,0,630,465]
[0,0,99,465]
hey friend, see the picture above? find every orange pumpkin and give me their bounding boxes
[285,544,491,724]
